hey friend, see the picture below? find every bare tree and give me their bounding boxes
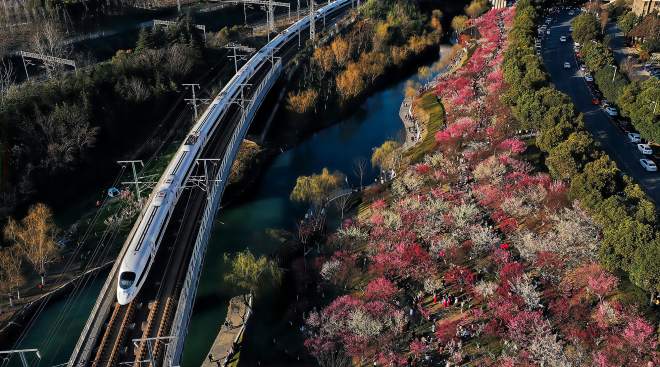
[314,348,351,367]
[352,157,367,190]
[0,57,13,99]
[35,101,98,170]
[4,203,59,285]
[32,19,71,77]
[0,246,24,303]
[333,191,352,219]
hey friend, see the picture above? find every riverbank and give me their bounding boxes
[1,3,469,363]
[180,43,456,366]
[399,44,468,150]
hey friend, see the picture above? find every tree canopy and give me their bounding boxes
[222,249,282,300]
[571,13,600,44]
[290,168,346,205]
[3,203,59,282]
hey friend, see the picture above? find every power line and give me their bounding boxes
[223,42,256,73]
[182,84,210,121]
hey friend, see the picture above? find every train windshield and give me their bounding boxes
[119,272,136,289]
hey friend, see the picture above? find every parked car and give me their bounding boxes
[627,132,641,143]
[604,106,618,116]
[574,41,580,47]
[639,159,657,172]
[560,36,567,42]
[564,62,571,69]
[580,64,587,72]
[546,30,551,35]
[584,74,594,82]
[638,143,653,155]
[591,98,600,105]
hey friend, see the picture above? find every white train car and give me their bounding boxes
[117,0,352,305]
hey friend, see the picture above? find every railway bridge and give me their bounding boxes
[66,1,356,366]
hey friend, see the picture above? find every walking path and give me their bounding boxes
[399,45,468,150]
[202,294,252,367]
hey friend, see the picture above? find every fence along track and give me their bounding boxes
[150,296,175,366]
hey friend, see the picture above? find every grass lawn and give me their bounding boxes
[406,92,445,162]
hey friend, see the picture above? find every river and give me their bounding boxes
[4,49,445,366]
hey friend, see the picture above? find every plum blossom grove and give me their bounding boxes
[302,7,658,367]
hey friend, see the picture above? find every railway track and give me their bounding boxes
[72,4,355,366]
[91,302,136,367]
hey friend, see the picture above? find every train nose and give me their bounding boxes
[117,288,132,305]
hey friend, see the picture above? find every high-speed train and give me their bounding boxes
[117,0,353,305]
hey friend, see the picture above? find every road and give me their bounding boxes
[541,10,660,204]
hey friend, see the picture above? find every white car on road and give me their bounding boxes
[638,143,653,155]
[604,106,618,116]
[640,159,657,172]
[628,133,641,143]
[560,36,567,42]
[584,74,593,82]
[564,62,571,69]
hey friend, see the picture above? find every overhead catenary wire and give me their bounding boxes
[2,166,127,367]
[9,49,234,367]
[39,214,128,367]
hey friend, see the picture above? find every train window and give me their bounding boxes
[135,207,157,252]
[119,272,136,289]
[171,151,188,175]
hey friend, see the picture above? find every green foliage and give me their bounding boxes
[581,41,613,71]
[569,155,621,209]
[209,26,235,48]
[601,217,654,271]
[571,13,601,44]
[222,249,282,299]
[465,0,490,19]
[360,0,395,19]
[593,65,629,103]
[545,131,595,180]
[616,11,639,35]
[503,0,660,293]
[502,49,547,101]
[290,168,346,205]
[617,78,660,143]
[406,93,445,162]
[0,17,205,213]
[629,239,660,292]
[385,1,424,39]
